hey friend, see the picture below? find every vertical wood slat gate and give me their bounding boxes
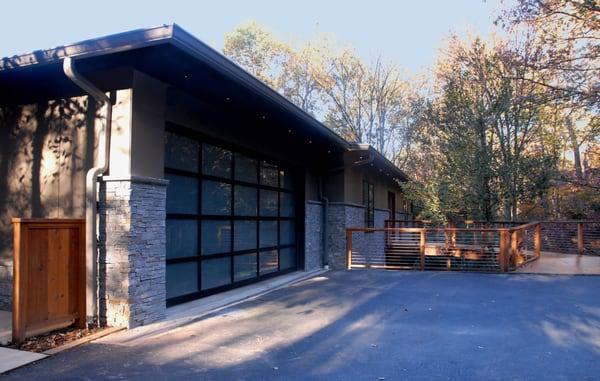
[12,218,86,343]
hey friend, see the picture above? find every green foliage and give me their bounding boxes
[223,8,599,221]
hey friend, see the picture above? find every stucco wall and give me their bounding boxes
[0,96,96,310]
[0,90,132,311]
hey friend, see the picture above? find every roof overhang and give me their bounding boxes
[0,23,409,180]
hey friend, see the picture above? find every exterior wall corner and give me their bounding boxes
[98,176,167,328]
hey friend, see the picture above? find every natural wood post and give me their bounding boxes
[511,230,518,268]
[577,222,584,256]
[534,223,542,259]
[346,229,353,269]
[12,220,27,344]
[499,230,509,272]
[419,229,426,270]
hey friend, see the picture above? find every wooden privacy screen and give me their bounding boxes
[12,218,85,343]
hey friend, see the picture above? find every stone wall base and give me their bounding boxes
[305,201,324,270]
[98,176,168,328]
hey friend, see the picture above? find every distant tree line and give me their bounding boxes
[222,0,599,222]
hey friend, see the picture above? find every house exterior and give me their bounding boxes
[0,24,411,327]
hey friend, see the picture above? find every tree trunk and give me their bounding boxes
[565,116,583,180]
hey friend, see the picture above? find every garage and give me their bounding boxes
[164,124,300,305]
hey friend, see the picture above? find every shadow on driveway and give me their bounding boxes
[4,270,600,381]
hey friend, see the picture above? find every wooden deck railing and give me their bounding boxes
[384,220,599,256]
[347,222,542,272]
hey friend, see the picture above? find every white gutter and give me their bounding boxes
[63,57,113,324]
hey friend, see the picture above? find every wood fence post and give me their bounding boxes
[577,222,584,256]
[12,220,27,344]
[346,229,353,269]
[419,229,426,271]
[499,230,509,272]
[511,230,518,268]
[534,223,541,259]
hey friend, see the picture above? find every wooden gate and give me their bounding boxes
[12,218,86,343]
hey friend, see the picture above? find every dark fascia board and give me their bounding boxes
[0,24,410,178]
[368,146,410,182]
[0,24,175,71]
[0,23,350,150]
[167,25,351,150]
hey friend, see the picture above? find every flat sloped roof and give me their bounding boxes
[0,23,408,181]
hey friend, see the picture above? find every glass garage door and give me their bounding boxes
[164,127,298,306]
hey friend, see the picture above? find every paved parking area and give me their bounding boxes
[4,270,600,380]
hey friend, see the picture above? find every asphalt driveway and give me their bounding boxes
[5,270,600,380]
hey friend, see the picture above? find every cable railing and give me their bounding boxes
[347,222,544,272]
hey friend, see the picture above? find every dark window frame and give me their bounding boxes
[363,180,374,228]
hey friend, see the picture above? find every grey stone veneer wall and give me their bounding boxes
[327,203,364,269]
[98,176,168,328]
[327,206,391,269]
[305,201,324,270]
[375,209,388,228]
[0,260,11,310]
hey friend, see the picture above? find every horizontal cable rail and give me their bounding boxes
[384,220,599,256]
[347,223,542,272]
[538,221,600,256]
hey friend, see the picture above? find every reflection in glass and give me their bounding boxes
[202,220,231,255]
[234,220,257,251]
[279,220,295,246]
[260,189,278,216]
[260,161,278,186]
[234,186,257,216]
[234,253,257,281]
[280,248,296,270]
[235,154,257,183]
[260,250,278,274]
[203,144,231,178]
[166,263,198,298]
[166,220,198,259]
[259,220,277,248]
[165,132,199,172]
[166,174,198,214]
[280,192,295,217]
[202,180,231,215]
[201,257,231,289]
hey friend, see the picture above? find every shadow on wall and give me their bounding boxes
[0,97,101,310]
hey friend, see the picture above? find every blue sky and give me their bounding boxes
[0,0,508,72]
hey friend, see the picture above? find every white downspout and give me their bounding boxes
[63,57,113,325]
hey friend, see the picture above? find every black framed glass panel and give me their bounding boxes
[234,253,258,281]
[201,257,231,290]
[259,249,278,274]
[166,174,198,214]
[166,220,198,259]
[165,127,300,306]
[166,262,198,299]
[202,144,231,178]
[201,220,231,255]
